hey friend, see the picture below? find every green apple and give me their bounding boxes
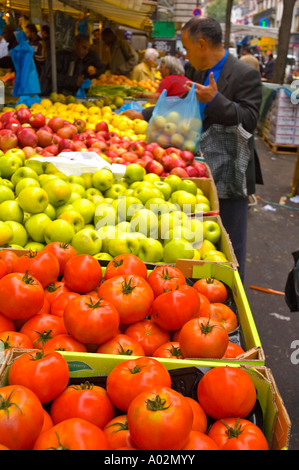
[153,181,172,200]
[0,221,13,245]
[143,173,161,184]
[69,183,86,198]
[96,225,117,253]
[196,194,211,207]
[67,192,82,204]
[163,174,182,192]
[104,183,127,199]
[113,196,143,222]
[25,213,52,243]
[130,232,147,241]
[24,241,45,251]
[130,208,159,238]
[118,177,129,189]
[197,188,204,196]
[43,178,72,207]
[203,220,221,245]
[5,220,28,247]
[124,163,146,185]
[199,239,217,256]
[15,178,41,196]
[44,219,75,244]
[18,186,49,214]
[108,233,140,257]
[87,195,105,207]
[0,185,14,203]
[66,175,86,189]
[133,185,156,205]
[92,168,114,192]
[94,252,113,261]
[0,179,14,191]
[145,198,169,216]
[116,221,133,234]
[24,158,46,175]
[0,200,24,223]
[5,148,26,163]
[85,187,102,198]
[44,203,56,220]
[138,238,163,263]
[94,203,117,230]
[44,162,59,175]
[72,198,96,224]
[0,155,23,179]
[81,172,93,189]
[171,190,197,213]
[11,167,39,187]
[58,210,85,233]
[163,225,197,246]
[195,202,211,214]
[178,179,198,196]
[201,250,228,262]
[163,238,194,263]
[71,228,102,255]
[55,203,74,218]
[39,174,58,187]
[158,210,189,239]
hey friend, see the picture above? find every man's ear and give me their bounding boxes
[198,38,207,50]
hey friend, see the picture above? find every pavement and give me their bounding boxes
[243,134,299,450]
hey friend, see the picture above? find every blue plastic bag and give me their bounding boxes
[145,83,202,152]
[9,31,41,97]
[75,79,93,98]
[117,101,143,114]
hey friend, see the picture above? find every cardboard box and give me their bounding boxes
[268,134,295,146]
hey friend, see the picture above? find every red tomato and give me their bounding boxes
[64,295,120,345]
[98,275,154,325]
[179,317,229,358]
[0,250,18,273]
[33,418,109,450]
[223,342,245,358]
[153,341,183,359]
[8,349,70,404]
[13,250,60,288]
[96,334,145,356]
[124,319,170,356]
[40,409,54,434]
[208,303,238,332]
[106,357,172,412]
[50,381,115,429]
[0,313,15,333]
[127,386,193,450]
[185,397,208,433]
[147,265,186,297]
[43,334,87,353]
[151,285,200,331]
[104,254,148,281]
[0,331,33,353]
[43,242,77,275]
[0,444,10,450]
[63,254,103,293]
[196,293,211,317]
[44,281,70,306]
[197,367,257,420]
[208,417,269,450]
[0,385,44,450]
[181,431,220,450]
[38,297,50,314]
[20,314,67,349]
[0,272,45,320]
[50,292,80,318]
[0,259,7,280]
[103,415,136,450]
[193,277,228,303]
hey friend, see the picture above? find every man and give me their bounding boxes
[25,23,46,76]
[131,48,159,82]
[181,17,262,281]
[0,25,18,70]
[102,27,138,76]
[263,53,275,82]
[240,45,260,71]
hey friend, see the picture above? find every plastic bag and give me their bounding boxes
[145,83,202,152]
[75,79,93,99]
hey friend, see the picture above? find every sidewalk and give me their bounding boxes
[243,135,299,450]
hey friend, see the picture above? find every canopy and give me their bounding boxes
[225,23,279,40]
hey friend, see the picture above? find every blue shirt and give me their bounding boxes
[199,50,228,119]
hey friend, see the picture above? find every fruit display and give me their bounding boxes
[91,71,160,92]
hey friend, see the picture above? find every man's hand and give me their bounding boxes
[76,75,85,87]
[185,72,218,104]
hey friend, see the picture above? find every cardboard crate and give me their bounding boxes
[0,349,290,450]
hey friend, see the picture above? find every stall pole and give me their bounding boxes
[48,0,57,93]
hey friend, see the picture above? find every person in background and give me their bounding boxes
[263,53,275,82]
[0,25,18,70]
[131,48,159,82]
[240,45,260,72]
[25,23,46,76]
[102,27,138,77]
[41,24,50,60]
[0,35,8,59]
[90,28,111,66]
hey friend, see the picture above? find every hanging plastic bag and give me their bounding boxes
[9,31,41,97]
[145,83,202,152]
[75,78,93,99]
[117,101,143,114]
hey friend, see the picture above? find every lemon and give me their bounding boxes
[88,106,100,115]
[40,98,52,108]
[15,103,28,110]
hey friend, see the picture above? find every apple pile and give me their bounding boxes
[0,158,227,264]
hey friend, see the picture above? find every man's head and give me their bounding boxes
[102,28,116,47]
[25,23,38,41]
[143,48,159,69]
[182,17,224,70]
[73,34,90,59]
[159,55,185,78]
[2,25,15,42]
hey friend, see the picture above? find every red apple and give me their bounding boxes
[57,126,76,139]
[122,151,138,163]
[181,150,195,165]
[29,113,46,129]
[58,138,75,153]
[44,144,59,155]
[36,128,54,147]
[73,119,86,133]
[161,155,181,171]
[105,150,119,160]
[72,141,88,151]
[90,140,108,151]
[4,117,22,133]
[139,154,153,167]
[48,116,65,133]
[166,147,182,157]
[95,121,109,133]
[22,146,37,158]
[96,130,110,140]
[152,145,167,162]
[186,165,200,177]
[146,159,164,176]
[109,143,126,155]
[169,167,189,178]
[0,111,15,125]
[192,161,208,178]
[15,108,32,124]
[0,129,18,150]
[112,156,125,165]
[145,142,159,153]
[17,128,38,148]
[128,142,145,157]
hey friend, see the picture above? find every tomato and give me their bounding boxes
[50,381,115,429]
[147,265,186,298]
[43,334,87,353]
[33,417,109,450]
[43,242,77,276]
[20,314,67,349]
[64,295,120,345]
[153,341,183,359]
[50,291,80,318]
[179,317,229,359]
[8,350,70,404]
[208,303,238,332]
[0,444,10,450]
[40,409,54,434]
[106,357,172,412]
[181,431,220,450]
[124,319,170,356]
[0,385,44,450]
[0,331,33,353]
[151,285,200,331]
[0,272,45,320]
[0,313,15,333]
[0,259,7,280]
[63,254,103,293]
[98,275,154,325]
[96,334,145,356]
[104,254,148,281]
[127,386,193,450]
[44,281,70,306]
[103,415,136,450]
[0,249,18,273]
[223,342,245,358]
[197,367,257,420]
[193,277,228,303]
[13,250,60,288]
[208,417,269,450]
[185,397,208,433]
[38,297,50,314]
[196,293,211,317]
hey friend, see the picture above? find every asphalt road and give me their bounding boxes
[243,135,299,450]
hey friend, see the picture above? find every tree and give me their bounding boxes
[224,0,234,49]
[206,0,228,23]
[272,0,297,84]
